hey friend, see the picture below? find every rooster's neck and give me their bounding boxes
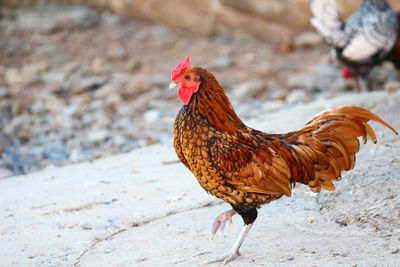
[188,68,245,133]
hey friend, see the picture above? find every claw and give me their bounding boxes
[209,209,237,240]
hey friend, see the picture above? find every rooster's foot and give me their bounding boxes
[202,223,253,265]
[201,251,240,265]
[209,209,236,240]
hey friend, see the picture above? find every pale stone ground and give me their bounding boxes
[1,91,400,266]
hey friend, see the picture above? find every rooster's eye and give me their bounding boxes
[184,74,191,80]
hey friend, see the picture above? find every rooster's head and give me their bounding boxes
[169,56,201,105]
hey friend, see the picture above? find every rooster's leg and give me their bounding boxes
[210,209,237,240]
[202,223,253,265]
[355,76,369,92]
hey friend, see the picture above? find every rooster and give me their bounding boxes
[310,0,399,91]
[170,56,397,264]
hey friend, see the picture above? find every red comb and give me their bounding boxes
[171,56,191,80]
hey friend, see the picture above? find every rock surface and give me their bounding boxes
[1,91,399,266]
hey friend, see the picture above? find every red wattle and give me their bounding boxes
[178,87,193,105]
[342,66,352,79]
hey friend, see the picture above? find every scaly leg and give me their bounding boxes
[202,223,253,265]
[209,209,237,240]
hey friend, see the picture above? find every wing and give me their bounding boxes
[209,129,310,197]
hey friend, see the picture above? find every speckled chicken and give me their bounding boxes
[385,12,400,68]
[310,0,399,91]
[170,56,397,264]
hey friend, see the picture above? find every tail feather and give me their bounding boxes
[364,122,377,143]
[311,106,398,135]
[288,106,397,192]
[342,138,359,154]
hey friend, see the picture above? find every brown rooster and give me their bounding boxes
[170,56,397,264]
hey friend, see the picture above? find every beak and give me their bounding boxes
[169,81,180,90]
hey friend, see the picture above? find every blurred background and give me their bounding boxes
[1,0,400,178]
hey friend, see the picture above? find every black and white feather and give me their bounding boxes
[310,0,399,90]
